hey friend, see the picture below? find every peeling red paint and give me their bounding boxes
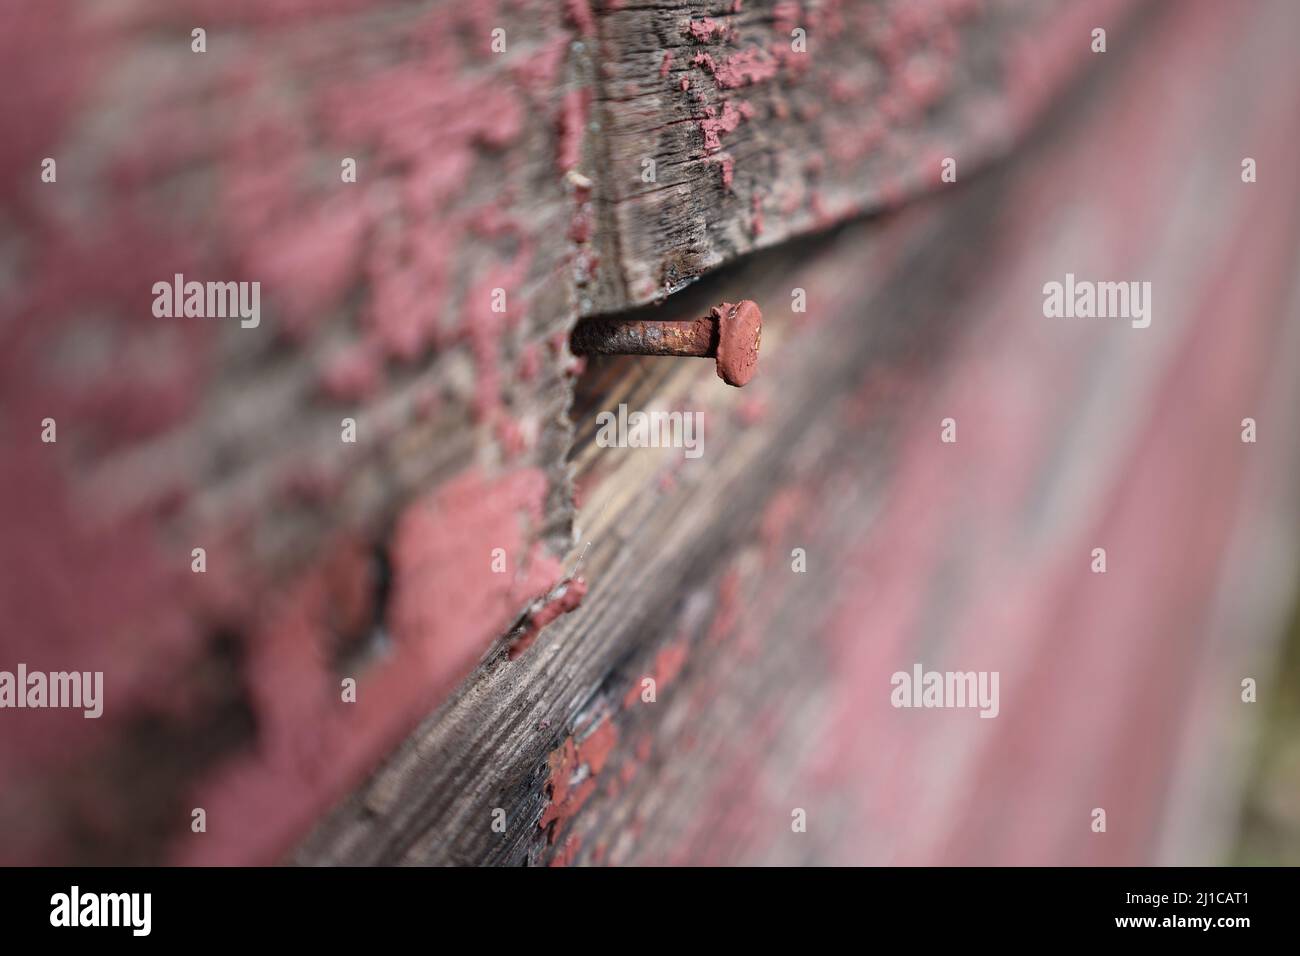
[623,635,690,708]
[749,191,766,238]
[691,50,718,76]
[715,153,735,190]
[549,331,587,378]
[688,18,734,44]
[557,87,591,174]
[567,203,593,243]
[169,466,564,864]
[699,99,748,152]
[390,468,562,659]
[508,576,588,659]
[712,48,779,88]
[538,714,618,843]
[580,716,618,774]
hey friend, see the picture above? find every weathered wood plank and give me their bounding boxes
[581,0,1137,311]
[295,0,1300,865]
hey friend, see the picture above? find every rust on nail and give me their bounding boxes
[570,300,762,387]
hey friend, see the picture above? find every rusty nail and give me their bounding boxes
[569,300,762,387]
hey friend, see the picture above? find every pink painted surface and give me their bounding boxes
[0,0,582,864]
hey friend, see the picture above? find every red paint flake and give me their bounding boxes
[715,153,735,190]
[557,88,591,174]
[659,50,673,78]
[680,77,691,92]
[389,469,562,657]
[749,191,765,238]
[707,569,743,644]
[544,737,578,807]
[568,204,593,243]
[538,715,619,841]
[573,245,601,286]
[712,48,778,88]
[581,717,618,774]
[507,576,588,659]
[622,635,690,707]
[699,99,747,152]
[686,51,717,78]
[691,51,717,76]
[688,18,733,44]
